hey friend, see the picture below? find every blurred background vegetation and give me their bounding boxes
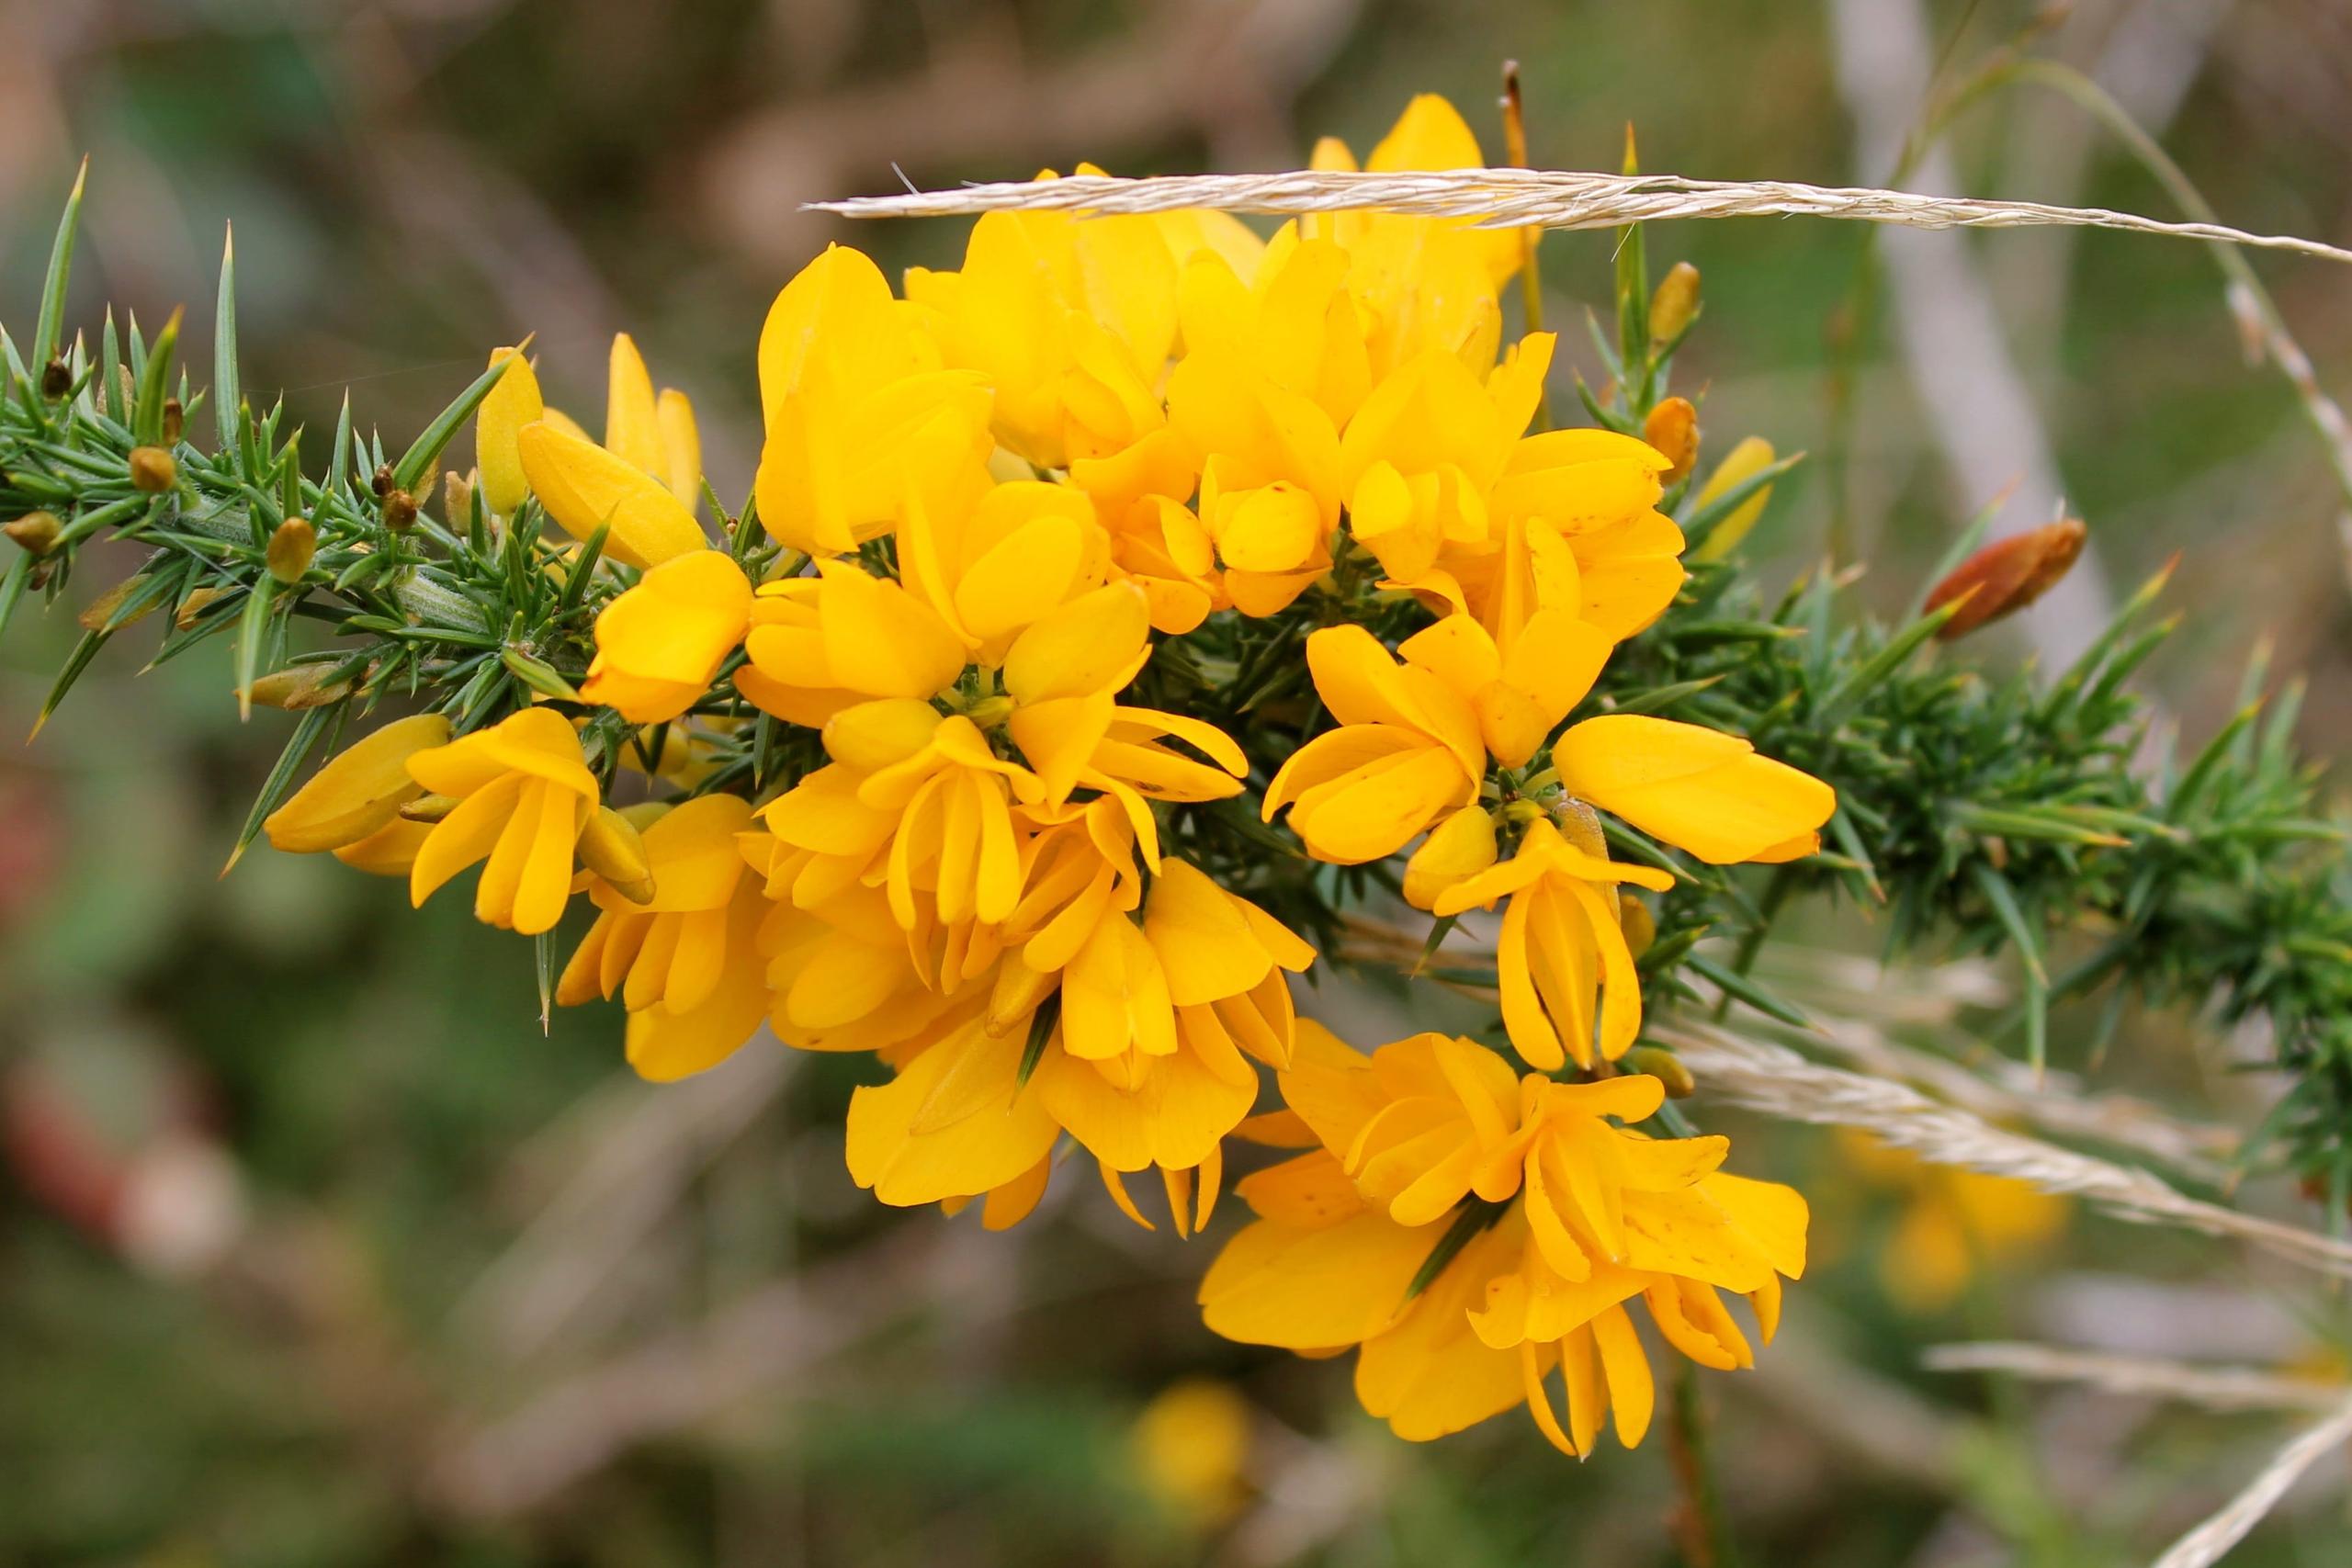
[5,0,2352,1563]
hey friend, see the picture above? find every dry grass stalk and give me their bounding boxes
[1923,1342,2346,1414]
[811,168,2352,267]
[1655,1023,2352,1281]
[2148,1395,2352,1568]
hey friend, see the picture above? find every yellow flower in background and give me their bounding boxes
[580,549,753,723]
[263,712,451,853]
[1551,714,1836,864]
[404,707,600,935]
[1838,1130,2067,1312]
[752,244,994,558]
[1430,817,1674,1070]
[559,794,772,1081]
[1131,1379,1252,1528]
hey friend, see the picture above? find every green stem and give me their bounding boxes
[1668,1364,1741,1568]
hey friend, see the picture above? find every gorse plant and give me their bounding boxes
[4,91,2348,1495]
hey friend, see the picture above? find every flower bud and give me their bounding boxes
[1642,396,1699,487]
[266,518,316,584]
[129,446,177,493]
[370,464,394,498]
[1617,892,1657,958]
[443,469,474,526]
[380,489,419,532]
[1688,435,1776,565]
[245,665,352,710]
[1925,519,2088,641]
[577,806,655,905]
[397,792,460,824]
[161,397,184,444]
[4,511,62,556]
[175,585,224,630]
[80,575,160,632]
[1649,262,1701,347]
[1623,1045,1696,1099]
[40,357,70,399]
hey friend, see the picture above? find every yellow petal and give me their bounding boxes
[1401,805,1498,912]
[604,333,666,479]
[1198,1212,1438,1350]
[1554,715,1835,864]
[265,712,448,852]
[581,549,752,724]
[657,388,702,503]
[474,347,542,517]
[516,419,706,570]
[1001,581,1150,705]
[816,560,967,701]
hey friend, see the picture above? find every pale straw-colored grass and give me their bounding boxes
[812,168,2352,268]
[1653,1023,2352,1282]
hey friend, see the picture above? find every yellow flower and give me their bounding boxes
[1130,1380,1252,1528]
[263,712,451,852]
[1339,335,1555,586]
[1838,1130,2067,1311]
[843,1010,1063,1207]
[1202,1022,1806,1458]
[1032,857,1315,1179]
[404,707,600,935]
[560,795,772,1081]
[1165,344,1343,616]
[1304,95,1521,378]
[752,244,994,557]
[1430,817,1675,1071]
[517,418,706,570]
[581,549,754,723]
[1262,625,1483,863]
[1551,714,1836,864]
[478,333,707,568]
[910,171,1181,469]
[1395,610,1612,770]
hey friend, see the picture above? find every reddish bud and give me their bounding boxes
[1925,519,2088,641]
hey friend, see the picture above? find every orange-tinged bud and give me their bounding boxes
[81,575,159,632]
[175,585,225,630]
[266,518,316,584]
[4,511,62,555]
[1649,262,1701,347]
[577,806,655,905]
[1617,892,1657,959]
[245,665,352,710]
[129,446,177,492]
[1925,519,2088,641]
[1642,396,1699,487]
[1623,1046,1695,1099]
[381,489,419,532]
[161,397,184,444]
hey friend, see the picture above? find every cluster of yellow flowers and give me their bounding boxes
[256,94,1836,1458]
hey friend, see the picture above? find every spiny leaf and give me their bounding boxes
[131,305,184,447]
[233,573,276,720]
[31,157,88,378]
[214,224,239,447]
[390,354,515,495]
[221,702,340,875]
